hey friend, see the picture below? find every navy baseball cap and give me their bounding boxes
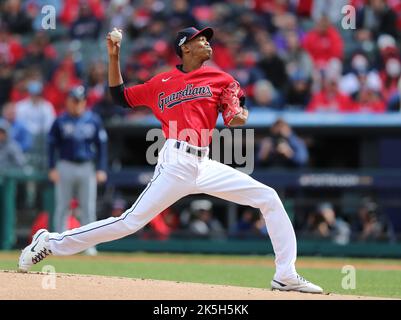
[68,85,86,100]
[175,26,214,57]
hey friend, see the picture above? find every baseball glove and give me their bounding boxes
[220,81,243,126]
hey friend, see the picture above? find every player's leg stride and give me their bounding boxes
[17,140,323,294]
[18,26,323,294]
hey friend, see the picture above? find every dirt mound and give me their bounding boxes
[0,271,388,300]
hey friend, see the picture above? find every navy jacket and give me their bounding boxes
[48,111,107,171]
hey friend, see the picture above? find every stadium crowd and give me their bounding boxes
[1,1,401,154]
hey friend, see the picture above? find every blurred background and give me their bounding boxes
[1,0,401,257]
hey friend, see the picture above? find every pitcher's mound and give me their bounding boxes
[0,270,385,300]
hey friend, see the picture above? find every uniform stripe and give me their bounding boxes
[49,166,164,242]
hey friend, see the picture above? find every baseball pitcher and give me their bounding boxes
[18,26,322,293]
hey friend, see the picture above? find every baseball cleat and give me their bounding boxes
[18,229,52,273]
[271,274,323,294]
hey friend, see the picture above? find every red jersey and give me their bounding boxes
[124,65,237,146]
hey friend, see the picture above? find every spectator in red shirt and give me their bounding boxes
[210,29,237,71]
[85,61,107,108]
[380,57,401,103]
[9,71,29,103]
[145,208,180,240]
[9,68,43,103]
[296,0,313,18]
[252,0,290,15]
[377,34,400,65]
[307,70,355,113]
[353,85,386,113]
[30,201,81,243]
[43,53,82,115]
[0,24,25,66]
[303,15,344,69]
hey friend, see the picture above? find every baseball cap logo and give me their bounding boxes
[178,36,187,46]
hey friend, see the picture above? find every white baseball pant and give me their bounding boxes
[48,139,297,281]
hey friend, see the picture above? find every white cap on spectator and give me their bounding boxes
[253,79,275,104]
[351,54,368,73]
[377,34,396,50]
[191,200,212,212]
[325,58,343,82]
[112,0,129,7]
[385,58,401,78]
[365,73,382,91]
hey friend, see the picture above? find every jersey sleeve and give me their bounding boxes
[123,81,154,108]
[222,72,245,99]
[223,72,236,86]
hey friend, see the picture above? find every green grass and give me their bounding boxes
[1,252,400,298]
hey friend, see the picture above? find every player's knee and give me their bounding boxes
[120,214,145,233]
[262,185,279,200]
[260,186,282,214]
[122,219,138,233]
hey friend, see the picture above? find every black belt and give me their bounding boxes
[175,141,208,157]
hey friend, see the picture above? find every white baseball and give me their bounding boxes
[110,29,122,43]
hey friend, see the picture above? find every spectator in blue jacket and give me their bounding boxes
[2,101,32,152]
[48,85,107,255]
[257,118,309,168]
[0,118,26,170]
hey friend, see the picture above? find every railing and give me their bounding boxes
[105,111,401,132]
[0,170,53,250]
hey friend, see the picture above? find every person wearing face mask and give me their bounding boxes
[339,53,382,97]
[303,15,344,69]
[339,53,385,113]
[307,61,355,113]
[15,79,55,137]
[15,79,55,170]
[380,57,401,103]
